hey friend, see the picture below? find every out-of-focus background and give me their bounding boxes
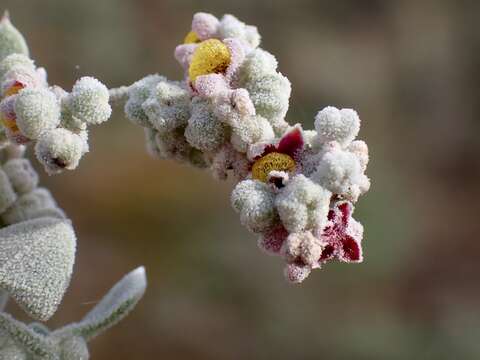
[2,0,480,358]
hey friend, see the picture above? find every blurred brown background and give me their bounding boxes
[2,0,480,358]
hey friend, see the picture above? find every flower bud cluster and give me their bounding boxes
[0,13,112,174]
[0,145,65,224]
[124,12,371,283]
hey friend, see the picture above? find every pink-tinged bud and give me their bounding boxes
[284,262,311,284]
[192,12,219,40]
[194,74,229,98]
[224,38,246,81]
[230,89,255,117]
[0,95,29,144]
[174,44,197,70]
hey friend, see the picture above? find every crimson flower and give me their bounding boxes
[249,126,304,184]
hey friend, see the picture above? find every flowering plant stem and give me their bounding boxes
[108,85,131,106]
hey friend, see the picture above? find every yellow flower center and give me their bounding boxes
[252,152,296,182]
[188,39,231,83]
[183,31,201,44]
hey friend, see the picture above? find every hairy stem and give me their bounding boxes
[109,86,130,107]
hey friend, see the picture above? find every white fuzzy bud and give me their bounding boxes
[2,158,38,194]
[312,149,363,196]
[185,98,227,152]
[125,74,165,127]
[314,106,360,146]
[14,88,60,139]
[218,14,260,48]
[237,49,278,83]
[1,66,42,96]
[231,115,274,153]
[142,81,191,132]
[0,13,29,62]
[275,174,331,233]
[0,53,34,79]
[35,128,85,174]
[231,179,278,233]
[69,77,111,125]
[347,140,369,170]
[242,72,291,125]
[282,231,323,268]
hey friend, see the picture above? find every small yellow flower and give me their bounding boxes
[188,39,231,82]
[183,31,201,44]
[252,152,296,182]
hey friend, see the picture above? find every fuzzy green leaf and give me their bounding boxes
[0,217,76,321]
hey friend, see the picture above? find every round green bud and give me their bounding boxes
[14,88,61,139]
[0,53,34,79]
[70,77,111,125]
[35,128,85,175]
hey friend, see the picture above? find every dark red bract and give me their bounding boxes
[319,201,363,263]
[255,126,304,161]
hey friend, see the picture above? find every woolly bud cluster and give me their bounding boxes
[125,12,371,283]
[0,14,111,174]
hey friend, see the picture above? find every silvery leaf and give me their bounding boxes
[0,217,76,321]
[56,267,146,341]
[0,313,56,359]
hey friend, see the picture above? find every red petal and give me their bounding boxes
[277,127,304,159]
[337,202,352,227]
[258,144,277,159]
[340,236,362,262]
[327,209,335,221]
[319,244,335,262]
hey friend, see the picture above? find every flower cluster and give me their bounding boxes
[0,12,112,175]
[124,12,370,283]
